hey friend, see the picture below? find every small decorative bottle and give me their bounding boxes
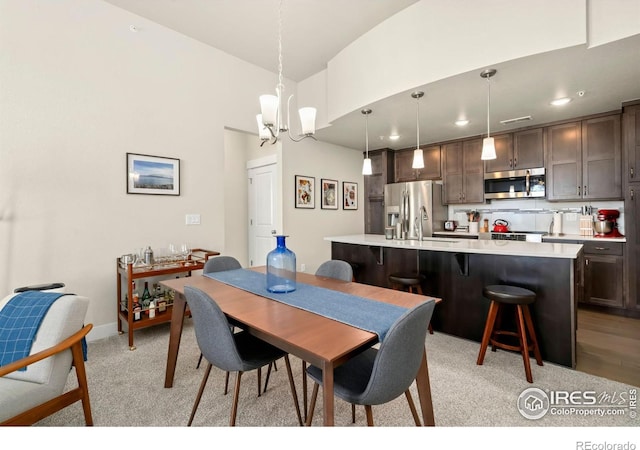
[266,235,296,293]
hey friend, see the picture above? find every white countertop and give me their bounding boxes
[326,234,583,259]
[542,233,626,243]
[433,231,627,243]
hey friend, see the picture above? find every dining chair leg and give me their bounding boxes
[263,362,273,394]
[283,355,303,426]
[257,367,262,397]
[301,360,308,421]
[365,405,374,426]
[305,382,319,426]
[188,363,213,426]
[405,389,422,426]
[224,371,230,395]
[196,352,204,369]
[351,404,356,423]
[230,371,243,426]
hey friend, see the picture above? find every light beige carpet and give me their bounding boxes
[33,319,637,428]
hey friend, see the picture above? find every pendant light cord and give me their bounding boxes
[416,96,420,150]
[486,76,491,139]
[365,113,369,158]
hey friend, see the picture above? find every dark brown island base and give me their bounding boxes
[327,234,584,369]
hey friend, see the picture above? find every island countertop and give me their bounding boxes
[325,234,583,259]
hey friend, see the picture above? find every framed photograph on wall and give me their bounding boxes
[321,178,338,210]
[295,175,315,209]
[127,153,180,196]
[343,181,358,210]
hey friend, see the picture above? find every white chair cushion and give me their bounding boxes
[0,294,88,384]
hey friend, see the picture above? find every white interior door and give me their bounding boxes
[248,161,280,267]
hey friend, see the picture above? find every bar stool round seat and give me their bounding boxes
[388,272,435,334]
[476,284,543,383]
[388,272,425,292]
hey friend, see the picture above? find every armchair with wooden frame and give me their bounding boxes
[0,294,93,426]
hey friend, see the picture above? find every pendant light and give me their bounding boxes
[257,0,317,146]
[411,91,425,169]
[480,69,497,160]
[362,109,373,175]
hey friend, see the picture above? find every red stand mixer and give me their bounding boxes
[594,209,624,238]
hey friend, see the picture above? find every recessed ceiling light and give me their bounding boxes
[455,119,469,126]
[388,134,400,140]
[551,97,572,106]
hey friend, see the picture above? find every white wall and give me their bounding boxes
[0,1,365,340]
[281,138,364,275]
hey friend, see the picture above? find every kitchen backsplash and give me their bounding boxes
[448,198,626,235]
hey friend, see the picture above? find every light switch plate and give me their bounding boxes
[186,214,200,225]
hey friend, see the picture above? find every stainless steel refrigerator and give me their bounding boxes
[383,180,447,239]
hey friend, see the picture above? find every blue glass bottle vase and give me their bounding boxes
[266,235,296,293]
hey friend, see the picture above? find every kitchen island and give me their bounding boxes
[326,234,583,368]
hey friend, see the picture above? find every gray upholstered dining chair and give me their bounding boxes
[184,286,303,426]
[315,259,353,282]
[304,299,436,426]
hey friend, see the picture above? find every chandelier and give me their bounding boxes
[257,0,317,146]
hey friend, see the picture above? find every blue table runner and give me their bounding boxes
[204,269,409,341]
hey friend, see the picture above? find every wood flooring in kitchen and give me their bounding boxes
[576,307,640,387]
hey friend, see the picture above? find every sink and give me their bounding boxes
[421,237,460,243]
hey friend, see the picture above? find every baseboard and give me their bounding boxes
[86,321,119,342]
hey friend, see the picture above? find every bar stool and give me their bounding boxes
[476,285,543,383]
[388,272,434,334]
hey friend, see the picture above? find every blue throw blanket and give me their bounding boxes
[0,291,72,370]
[204,269,410,342]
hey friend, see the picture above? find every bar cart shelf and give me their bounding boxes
[116,248,219,350]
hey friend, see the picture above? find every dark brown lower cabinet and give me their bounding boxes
[331,241,578,368]
[583,253,624,308]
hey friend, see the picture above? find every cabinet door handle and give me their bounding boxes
[631,167,635,178]
[514,157,517,167]
[577,186,581,196]
[585,258,589,266]
[594,247,609,251]
[584,185,587,196]
[509,158,513,168]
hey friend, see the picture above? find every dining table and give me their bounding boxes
[161,266,439,426]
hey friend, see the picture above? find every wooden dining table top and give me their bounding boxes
[164,268,434,366]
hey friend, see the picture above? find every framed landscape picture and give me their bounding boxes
[295,175,315,209]
[127,153,180,196]
[321,178,338,210]
[343,181,358,210]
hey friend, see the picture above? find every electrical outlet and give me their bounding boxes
[300,263,306,272]
[185,214,201,225]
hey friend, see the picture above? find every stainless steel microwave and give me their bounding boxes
[484,167,545,199]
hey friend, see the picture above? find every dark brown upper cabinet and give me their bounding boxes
[485,129,545,173]
[394,146,441,182]
[546,114,621,201]
[443,138,484,204]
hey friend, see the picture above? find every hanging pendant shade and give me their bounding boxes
[361,109,373,175]
[411,91,425,169]
[480,69,497,160]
